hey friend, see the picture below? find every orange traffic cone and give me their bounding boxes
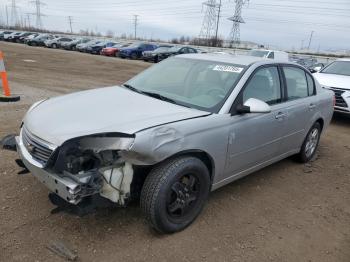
[0,51,20,102]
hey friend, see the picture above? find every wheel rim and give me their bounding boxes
[305,128,319,158]
[166,174,200,220]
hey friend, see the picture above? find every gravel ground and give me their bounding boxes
[0,42,349,262]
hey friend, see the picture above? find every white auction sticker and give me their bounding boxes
[213,65,244,73]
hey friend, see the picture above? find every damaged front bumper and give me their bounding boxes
[16,130,135,206]
[16,136,95,204]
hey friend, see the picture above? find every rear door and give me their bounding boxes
[279,65,317,153]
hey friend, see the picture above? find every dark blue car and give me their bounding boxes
[119,42,158,59]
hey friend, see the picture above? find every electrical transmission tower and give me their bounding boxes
[30,0,46,29]
[198,0,218,42]
[10,0,19,27]
[228,0,249,46]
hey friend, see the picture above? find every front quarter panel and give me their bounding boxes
[121,114,232,185]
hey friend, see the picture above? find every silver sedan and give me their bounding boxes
[16,54,334,233]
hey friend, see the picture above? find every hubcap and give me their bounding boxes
[167,174,199,219]
[305,128,319,158]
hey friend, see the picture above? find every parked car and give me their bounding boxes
[61,38,90,51]
[119,42,158,59]
[101,43,131,57]
[313,58,350,114]
[0,31,13,40]
[23,33,39,44]
[76,40,101,52]
[4,32,21,41]
[14,54,333,233]
[86,41,118,54]
[27,34,56,46]
[156,46,198,61]
[45,37,73,48]
[248,49,289,61]
[142,45,173,63]
[13,32,35,43]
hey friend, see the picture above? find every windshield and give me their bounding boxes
[125,57,246,113]
[321,61,350,76]
[248,50,269,58]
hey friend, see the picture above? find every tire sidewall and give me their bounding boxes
[300,122,321,162]
[152,158,210,233]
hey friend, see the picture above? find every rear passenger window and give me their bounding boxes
[283,67,308,100]
[306,74,315,96]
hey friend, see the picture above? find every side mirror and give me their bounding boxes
[237,98,271,114]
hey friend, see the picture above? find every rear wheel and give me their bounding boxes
[52,43,57,48]
[298,122,321,163]
[141,156,210,234]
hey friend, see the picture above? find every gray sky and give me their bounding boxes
[3,0,350,51]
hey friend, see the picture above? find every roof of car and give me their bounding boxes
[337,58,350,62]
[177,53,270,66]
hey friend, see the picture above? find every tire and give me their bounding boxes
[130,52,138,60]
[298,122,321,163]
[52,43,57,48]
[71,46,76,51]
[31,42,36,46]
[140,156,210,234]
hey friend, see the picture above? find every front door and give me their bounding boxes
[225,66,286,175]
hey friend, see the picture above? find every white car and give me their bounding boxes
[313,58,350,114]
[248,49,289,61]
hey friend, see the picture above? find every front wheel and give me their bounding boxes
[140,156,210,234]
[298,122,321,163]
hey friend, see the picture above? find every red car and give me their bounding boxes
[101,43,131,57]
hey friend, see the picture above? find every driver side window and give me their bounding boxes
[243,66,282,105]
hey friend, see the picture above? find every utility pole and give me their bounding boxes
[228,0,249,48]
[214,0,222,47]
[300,39,304,50]
[307,30,314,50]
[68,16,73,33]
[30,0,46,29]
[133,15,139,39]
[5,6,9,27]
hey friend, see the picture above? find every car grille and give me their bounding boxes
[330,88,348,108]
[22,127,54,165]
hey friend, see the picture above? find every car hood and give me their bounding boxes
[314,72,350,90]
[24,86,210,146]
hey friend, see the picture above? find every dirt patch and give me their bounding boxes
[0,42,349,262]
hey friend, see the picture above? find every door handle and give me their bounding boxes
[275,112,286,120]
[309,103,316,110]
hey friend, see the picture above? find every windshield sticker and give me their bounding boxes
[213,65,244,73]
